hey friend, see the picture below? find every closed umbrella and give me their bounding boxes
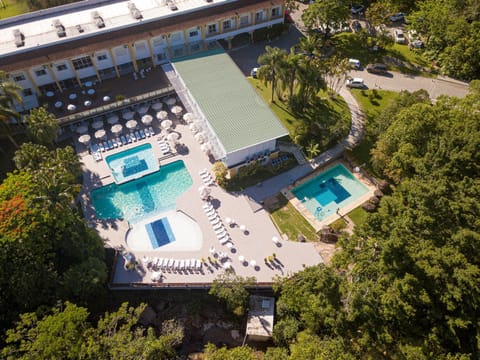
[103,96,111,102]
[156,111,168,121]
[238,255,245,262]
[122,111,134,120]
[126,120,138,130]
[161,119,172,131]
[198,185,211,200]
[250,260,257,268]
[152,102,163,111]
[111,124,123,135]
[67,104,76,111]
[225,217,232,225]
[189,123,199,133]
[272,236,279,244]
[183,112,195,123]
[171,105,183,117]
[84,100,92,107]
[201,142,212,154]
[76,125,88,134]
[78,134,91,144]
[94,129,106,140]
[166,132,179,143]
[165,97,176,106]
[92,120,104,130]
[195,132,205,144]
[107,115,119,124]
[240,224,247,232]
[141,114,153,125]
[138,105,149,115]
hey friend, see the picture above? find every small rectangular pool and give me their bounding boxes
[291,164,369,221]
[146,217,176,249]
[106,143,158,184]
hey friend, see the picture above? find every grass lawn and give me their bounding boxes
[0,0,29,19]
[347,206,368,227]
[346,89,398,176]
[269,193,318,242]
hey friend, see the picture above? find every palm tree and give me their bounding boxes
[257,46,287,103]
[0,71,23,149]
[306,140,321,159]
[278,48,302,100]
[34,170,81,212]
[24,107,59,147]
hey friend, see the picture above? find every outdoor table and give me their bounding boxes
[69,93,77,100]
[87,89,95,95]
[46,91,54,97]
[54,101,63,109]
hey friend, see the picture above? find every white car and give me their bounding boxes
[250,67,258,78]
[394,29,406,44]
[346,78,365,89]
[390,12,405,22]
[348,58,361,69]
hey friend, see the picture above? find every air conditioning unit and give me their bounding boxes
[92,12,105,28]
[13,29,25,47]
[53,19,66,38]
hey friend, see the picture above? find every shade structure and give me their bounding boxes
[67,104,76,111]
[183,112,195,123]
[152,102,163,111]
[161,119,173,131]
[126,119,138,130]
[92,120,104,130]
[122,111,134,120]
[103,96,111,102]
[189,123,199,133]
[170,105,183,116]
[84,100,92,107]
[250,260,257,268]
[138,105,149,115]
[141,114,153,125]
[156,110,168,121]
[166,132,179,143]
[198,185,211,200]
[111,124,123,135]
[107,115,119,124]
[76,125,88,134]
[94,129,106,139]
[201,142,212,155]
[195,132,206,144]
[78,134,91,144]
[165,97,176,106]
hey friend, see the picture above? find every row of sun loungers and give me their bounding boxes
[150,257,203,272]
[203,201,230,245]
[199,168,215,186]
[157,137,172,155]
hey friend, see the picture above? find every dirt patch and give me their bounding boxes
[315,241,338,265]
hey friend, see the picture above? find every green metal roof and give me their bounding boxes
[172,49,288,154]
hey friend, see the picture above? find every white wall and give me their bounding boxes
[112,45,132,65]
[29,66,55,86]
[51,61,75,81]
[93,50,115,70]
[225,139,276,167]
[169,31,185,46]
[133,40,151,60]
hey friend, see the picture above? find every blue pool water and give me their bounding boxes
[146,217,176,249]
[106,143,158,184]
[291,164,369,221]
[91,160,192,223]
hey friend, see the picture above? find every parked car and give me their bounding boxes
[349,58,362,69]
[390,12,405,22]
[351,20,362,33]
[350,5,365,15]
[250,67,258,78]
[346,77,365,89]
[394,29,406,43]
[366,63,388,74]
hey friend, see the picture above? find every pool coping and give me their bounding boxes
[281,160,376,232]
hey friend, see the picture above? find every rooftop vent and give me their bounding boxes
[76,24,84,33]
[128,3,143,19]
[204,0,213,2]
[53,19,66,38]
[13,29,25,47]
[167,1,178,10]
[91,11,105,28]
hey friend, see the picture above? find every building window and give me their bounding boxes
[271,6,281,17]
[223,20,232,31]
[156,53,167,61]
[169,32,182,42]
[72,56,93,70]
[56,64,68,71]
[22,88,33,97]
[97,54,108,61]
[189,30,199,38]
[239,15,250,26]
[255,11,265,23]
[35,69,47,77]
[13,74,26,82]
[207,23,217,34]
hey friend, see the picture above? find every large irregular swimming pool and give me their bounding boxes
[91,160,192,223]
[291,164,369,221]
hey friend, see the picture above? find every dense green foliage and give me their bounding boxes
[209,273,256,316]
[24,107,59,147]
[2,302,183,359]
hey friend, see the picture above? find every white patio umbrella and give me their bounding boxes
[272,236,279,244]
[111,124,123,135]
[201,142,212,155]
[76,125,88,134]
[103,96,111,102]
[225,217,232,225]
[223,261,232,270]
[166,132,179,143]
[138,105,149,115]
[189,123,199,133]
[250,260,257,268]
[84,100,92,107]
[156,111,168,121]
[183,112,195,123]
[171,105,183,117]
[238,255,245,262]
[150,271,162,282]
[141,114,153,125]
[94,129,106,140]
[107,115,119,124]
[195,132,206,144]
[165,97,176,106]
[240,224,247,232]
[198,185,211,200]
[161,119,173,131]
[122,110,134,120]
[92,120,104,130]
[152,102,163,111]
[67,104,76,111]
[78,134,91,145]
[126,119,138,130]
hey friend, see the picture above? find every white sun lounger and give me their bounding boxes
[92,151,102,161]
[213,223,224,231]
[219,236,230,245]
[216,229,227,238]
[195,259,202,271]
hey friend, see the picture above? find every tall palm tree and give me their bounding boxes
[279,48,302,99]
[257,46,287,103]
[0,71,23,149]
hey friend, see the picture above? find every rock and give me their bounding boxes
[369,196,380,205]
[374,189,384,198]
[362,201,377,212]
[138,306,156,327]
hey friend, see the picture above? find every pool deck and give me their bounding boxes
[78,111,323,288]
[281,161,376,232]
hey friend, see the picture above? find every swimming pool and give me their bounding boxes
[106,143,158,184]
[91,160,192,223]
[291,164,369,221]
